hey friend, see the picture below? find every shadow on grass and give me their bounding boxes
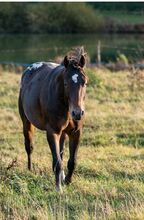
[76,165,108,180]
[116,133,144,148]
[76,165,144,183]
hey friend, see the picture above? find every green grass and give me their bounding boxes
[0,68,144,219]
[102,11,144,25]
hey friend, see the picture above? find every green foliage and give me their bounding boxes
[0,2,143,34]
[90,2,144,12]
[116,52,129,65]
[0,2,104,34]
[0,3,29,33]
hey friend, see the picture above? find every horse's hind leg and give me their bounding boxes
[23,121,34,170]
[18,95,34,170]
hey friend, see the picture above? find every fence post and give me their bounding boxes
[97,40,101,67]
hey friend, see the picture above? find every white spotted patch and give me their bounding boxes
[27,62,43,71]
[72,74,78,83]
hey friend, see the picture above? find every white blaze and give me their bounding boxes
[72,74,78,83]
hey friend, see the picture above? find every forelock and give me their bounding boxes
[67,46,86,66]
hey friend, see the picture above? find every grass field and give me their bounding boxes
[0,68,144,219]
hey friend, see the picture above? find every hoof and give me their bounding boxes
[64,176,72,185]
[56,185,63,193]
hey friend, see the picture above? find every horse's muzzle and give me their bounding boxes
[72,109,84,120]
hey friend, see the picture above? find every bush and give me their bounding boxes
[0,3,29,33]
[0,2,104,33]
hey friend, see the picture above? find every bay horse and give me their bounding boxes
[18,51,87,191]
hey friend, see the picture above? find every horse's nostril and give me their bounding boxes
[81,110,84,116]
[72,111,75,117]
[72,110,84,119]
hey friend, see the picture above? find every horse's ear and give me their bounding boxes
[63,56,69,68]
[79,55,86,68]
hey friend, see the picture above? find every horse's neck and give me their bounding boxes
[45,68,65,101]
[56,71,68,105]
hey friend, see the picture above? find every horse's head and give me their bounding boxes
[63,55,87,121]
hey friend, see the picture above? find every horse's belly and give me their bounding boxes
[25,110,46,130]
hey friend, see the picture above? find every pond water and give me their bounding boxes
[0,34,144,65]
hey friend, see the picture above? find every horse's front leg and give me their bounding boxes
[60,132,66,182]
[65,129,81,185]
[46,128,62,192]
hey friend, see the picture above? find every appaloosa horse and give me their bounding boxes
[18,51,87,191]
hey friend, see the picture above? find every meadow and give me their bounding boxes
[0,67,144,219]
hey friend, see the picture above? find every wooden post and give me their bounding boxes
[97,41,101,67]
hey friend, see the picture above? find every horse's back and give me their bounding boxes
[21,62,60,89]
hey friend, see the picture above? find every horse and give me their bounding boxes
[18,51,87,191]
